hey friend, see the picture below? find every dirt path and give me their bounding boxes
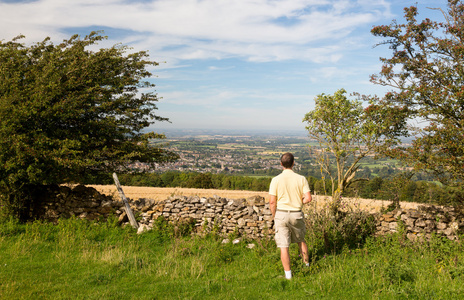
[88,185,421,213]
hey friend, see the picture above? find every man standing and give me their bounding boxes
[269,152,312,280]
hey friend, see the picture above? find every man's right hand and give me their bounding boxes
[302,192,312,204]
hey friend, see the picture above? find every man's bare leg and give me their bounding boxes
[280,247,292,279]
[299,241,309,265]
[280,247,291,270]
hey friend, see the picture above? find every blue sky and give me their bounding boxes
[0,0,446,134]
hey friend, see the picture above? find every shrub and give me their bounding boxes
[304,198,377,258]
[150,216,197,241]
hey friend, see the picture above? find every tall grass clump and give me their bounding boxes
[304,198,377,259]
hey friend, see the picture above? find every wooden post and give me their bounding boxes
[113,173,139,229]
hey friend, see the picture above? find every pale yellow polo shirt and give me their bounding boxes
[269,169,310,211]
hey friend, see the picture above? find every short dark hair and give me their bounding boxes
[280,152,294,168]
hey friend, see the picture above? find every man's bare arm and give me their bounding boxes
[269,194,277,218]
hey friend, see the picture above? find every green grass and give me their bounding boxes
[1,216,464,299]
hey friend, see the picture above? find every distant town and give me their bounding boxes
[151,132,309,175]
[134,128,411,180]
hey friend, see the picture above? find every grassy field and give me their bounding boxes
[1,216,464,299]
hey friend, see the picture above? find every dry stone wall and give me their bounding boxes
[377,205,464,241]
[119,195,275,238]
[38,184,120,222]
[38,185,464,241]
[37,185,274,239]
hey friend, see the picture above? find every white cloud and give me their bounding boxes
[208,66,236,71]
[1,0,392,63]
[0,0,410,131]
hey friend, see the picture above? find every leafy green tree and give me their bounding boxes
[119,173,165,187]
[313,178,331,196]
[366,176,383,198]
[188,173,213,189]
[306,176,317,193]
[412,181,437,204]
[251,178,270,191]
[355,166,372,179]
[377,166,395,178]
[0,32,178,220]
[371,1,464,183]
[303,89,407,208]
[221,176,232,189]
[345,176,384,199]
[399,181,417,202]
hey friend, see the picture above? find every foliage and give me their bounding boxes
[343,174,464,206]
[118,171,272,191]
[371,0,464,183]
[0,32,177,220]
[304,199,377,258]
[303,89,408,208]
[150,215,196,241]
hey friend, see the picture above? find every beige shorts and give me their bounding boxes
[274,210,306,248]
